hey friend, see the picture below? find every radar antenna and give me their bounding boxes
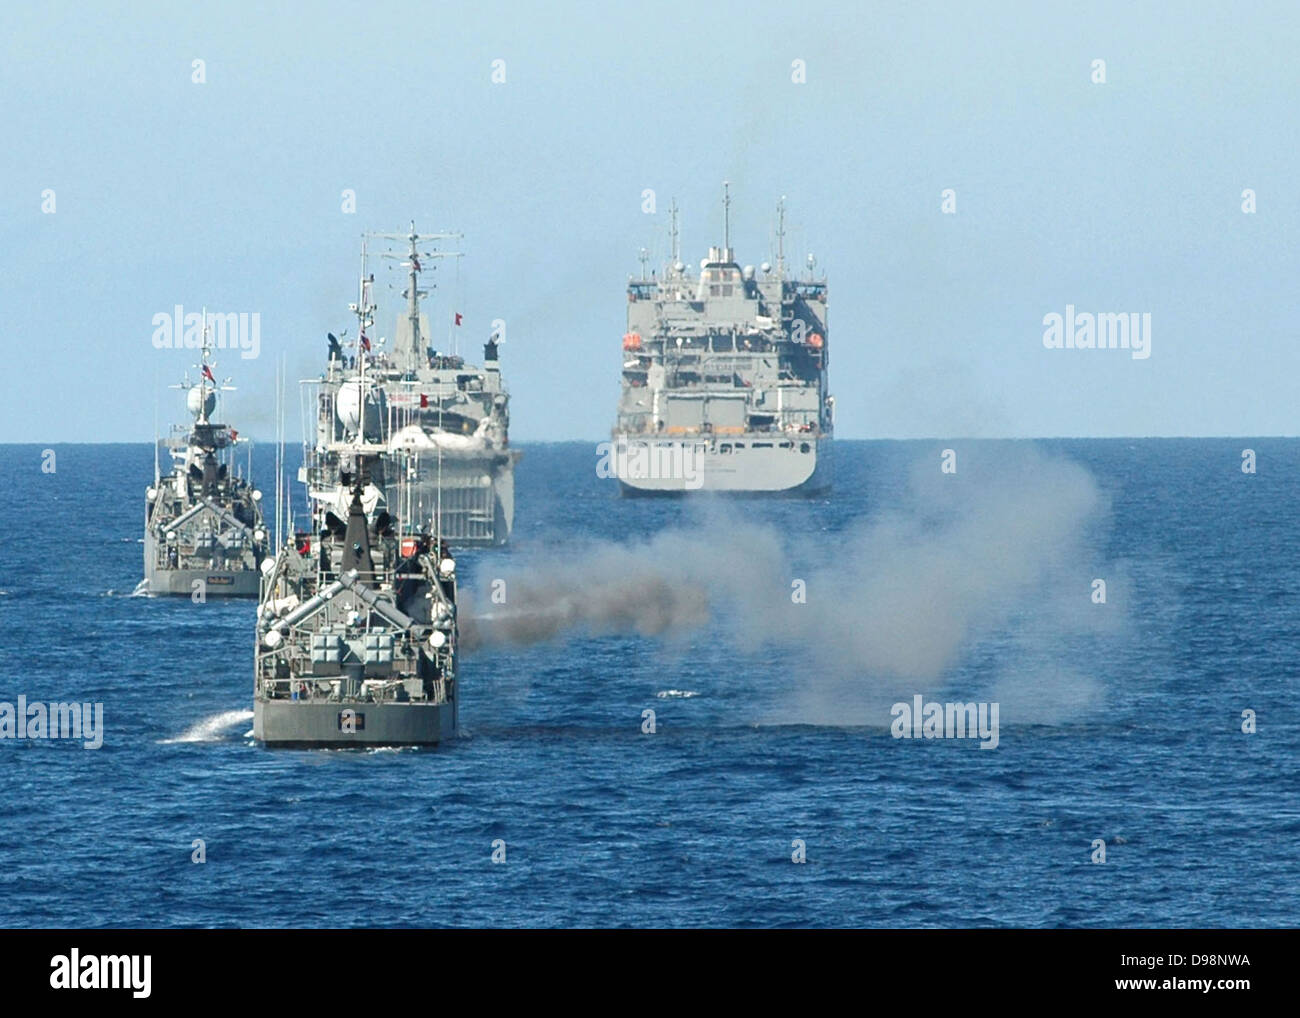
[370,222,463,374]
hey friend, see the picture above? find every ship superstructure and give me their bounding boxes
[612,188,832,494]
[141,328,267,596]
[300,225,520,545]
[253,446,459,748]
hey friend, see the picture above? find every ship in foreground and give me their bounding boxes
[611,187,832,495]
[141,332,267,596]
[254,269,460,748]
[253,449,459,748]
[301,224,520,546]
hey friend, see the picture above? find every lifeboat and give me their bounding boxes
[622,332,642,351]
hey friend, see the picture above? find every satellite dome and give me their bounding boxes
[336,381,363,432]
[187,384,216,419]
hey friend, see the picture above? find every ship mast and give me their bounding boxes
[722,181,732,262]
[669,197,680,268]
[197,309,212,424]
[372,222,463,375]
[351,239,376,394]
[775,196,786,281]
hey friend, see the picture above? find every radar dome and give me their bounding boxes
[187,384,216,419]
[336,381,383,438]
[337,381,363,432]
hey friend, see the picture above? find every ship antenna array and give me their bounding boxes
[371,222,463,370]
[669,198,680,267]
[722,180,731,258]
[153,380,160,485]
[168,307,235,432]
[776,196,786,280]
[274,357,283,553]
[349,239,378,400]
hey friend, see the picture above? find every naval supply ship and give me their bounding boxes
[141,332,267,596]
[252,445,459,748]
[299,225,520,546]
[612,188,832,495]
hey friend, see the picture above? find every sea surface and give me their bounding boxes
[1,439,1297,928]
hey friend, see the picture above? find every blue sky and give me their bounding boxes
[3,0,1298,441]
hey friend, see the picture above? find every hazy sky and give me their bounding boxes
[4,1,1298,442]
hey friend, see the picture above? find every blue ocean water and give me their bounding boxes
[1,439,1297,928]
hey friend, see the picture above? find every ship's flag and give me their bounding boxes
[420,394,429,408]
[412,256,421,272]
[360,333,371,352]
[201,364,215,382]
[230,428,238,442]
[454,312,463,326]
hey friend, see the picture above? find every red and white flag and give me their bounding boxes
[201,364,215,382]
[453,312,463,326]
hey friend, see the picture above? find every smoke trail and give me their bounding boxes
[463,446,1119,716]
[459,523,781,650]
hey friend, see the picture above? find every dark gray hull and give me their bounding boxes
[253,698,456,748]
[143,564,261,597]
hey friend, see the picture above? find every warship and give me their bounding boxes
[140,329,267,596]
[299,225,520,546]
[612,187,832,495]
[254,279,460,747]
[252,450,459,748]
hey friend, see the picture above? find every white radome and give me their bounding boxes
[187,384,216,419]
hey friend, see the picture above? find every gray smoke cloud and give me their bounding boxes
[462,446,1122,723]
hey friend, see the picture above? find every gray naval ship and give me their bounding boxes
[254,269,461,747]
[141,337,268,597]
[253,446,459,748]
[300,225,520,546]
[612,187,832,495]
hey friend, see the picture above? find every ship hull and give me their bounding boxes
[142,509,263,597]
[614,435,831,496]
[253,698,456,748]
[142,560,261,597]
